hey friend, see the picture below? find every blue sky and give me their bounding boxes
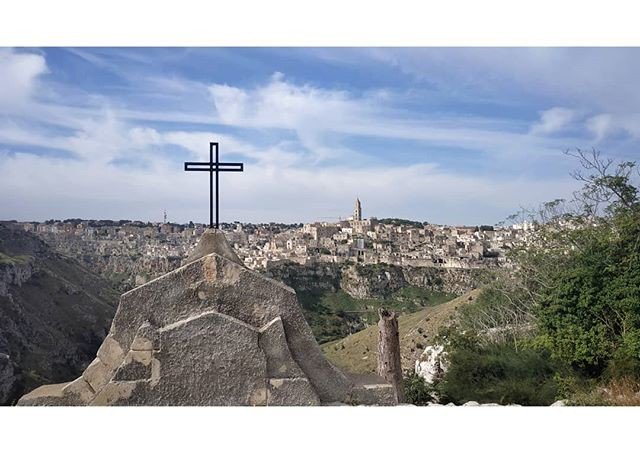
[1,47,639,225]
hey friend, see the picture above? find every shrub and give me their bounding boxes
[403,371,435,405]
[435,341,559,406]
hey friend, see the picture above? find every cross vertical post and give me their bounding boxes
[215,144,219,230]
[184,142,244,230]
[210,144,214,229]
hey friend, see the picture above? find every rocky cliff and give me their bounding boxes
[266,261,482,299]
[0,260,34,297]
[340,264,407,299]
[0,224,119,405]
[265,262,342,293]
[402,266,484,295]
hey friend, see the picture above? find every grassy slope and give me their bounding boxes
[321,289,481,374]
[298,286,456,344]
[0,252,32,265]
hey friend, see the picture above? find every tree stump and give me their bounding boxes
[377,308,404,403]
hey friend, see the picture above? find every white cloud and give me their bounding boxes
[585,113,640,141]
[209,84,251,124]
[209,72,377,161]
[0,48,48,111]
[530,107,576,135]
[129,127,163,148]
[586,113,613,141]
[209,72,369,129]
[208,73,574,162]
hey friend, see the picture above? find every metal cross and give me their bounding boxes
[184,142,244,229]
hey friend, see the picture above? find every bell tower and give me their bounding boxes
[353,198,362,221]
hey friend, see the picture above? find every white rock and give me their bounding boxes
[463,401,480,406]
[551,400,566,407]
[415,344,448,384]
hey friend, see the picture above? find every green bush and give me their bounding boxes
[436,341,559,406]
[403,371,435,405]
[534,208,640,376]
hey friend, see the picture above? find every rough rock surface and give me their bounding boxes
[18,229,395,406]
[402,267,481,296]
[0,223,119,405]
[266,262,482,301]
[340,265,407,299]
[0,353,16,403]
[415,345,448,384]
[183,229,243,266]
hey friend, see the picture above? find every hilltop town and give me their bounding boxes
[7,199,534,291]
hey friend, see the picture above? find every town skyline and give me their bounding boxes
[9,195,523,293]
[1,196,527,227]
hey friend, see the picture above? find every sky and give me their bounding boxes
[1,47,639,225]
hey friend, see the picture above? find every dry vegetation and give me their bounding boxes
[321,289,481,374]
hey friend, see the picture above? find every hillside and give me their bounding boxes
[0,224,119,405]
[265,261,480,343]
[298,287,457,344]
[321,289,481,374]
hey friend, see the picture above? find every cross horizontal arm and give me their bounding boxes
[184,162,244,171]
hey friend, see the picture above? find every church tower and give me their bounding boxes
[353,198,362,221]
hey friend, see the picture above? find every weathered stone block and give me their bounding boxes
[267,378,320,406]
[83,358,111,392]
[61,376,96,404]
[17,382,69,406]
[91,381,141,406]
[131,322,160,351]
[349,384,398,406]
[96,335,125,370]
[184,229,244,266]
[126,310,268,405]
[108,249,352,403]
[113,350,153,381]
[259,317,304,379]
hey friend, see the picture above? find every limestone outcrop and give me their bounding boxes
[18,229,395,406]
[340,264,407,299]
[265,261,482,301]
[0,260,35,297]
[415,344,448,384]
[0,353,16,403]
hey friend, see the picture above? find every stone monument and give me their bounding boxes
[18,229,395,406]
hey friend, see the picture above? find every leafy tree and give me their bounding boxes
[443,149,640,403]
[526,151,640,376]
